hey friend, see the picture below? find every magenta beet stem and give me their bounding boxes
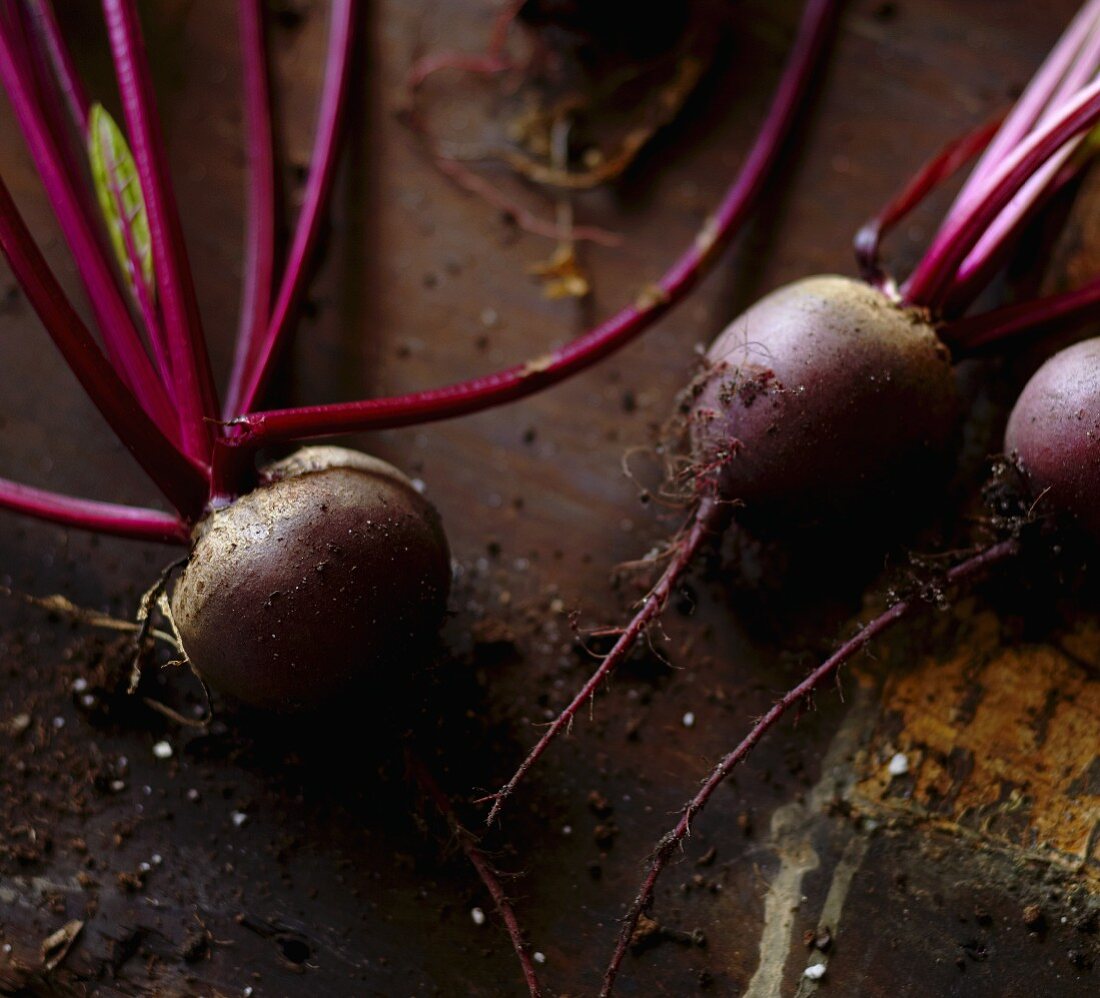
[946,14,1100,309]
[903,75,1100,311]
[19,3,174,392]
[854,117,1001,292]
[600,537,1021,997]
[0,175,209,519]
[0,477,189,544]
[224,0,278,421]
[947,0,1100,217]
[222,0,839,447]
[0,21,178,440]
[102,0,221,459]
[226,0,358,418]
[943,273,1100,353]
[25,0,91,129]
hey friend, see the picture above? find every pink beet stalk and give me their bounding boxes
[0,174,207,518]
[600,538,1020,997]
[0,476,188,544]
[900,2,1100,313]
[855,117,1001,293]
[102,0,220,458]
[903,75,1100,310]
[0,22,178,439]
[948,0,1100,213]
[18,2,172,386]
[944,272,1100,353]
[225,0,357,418]
[224,0,278,419]
[212,0,838,453]
[25,0,90,129]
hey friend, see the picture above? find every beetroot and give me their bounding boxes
[1005,337,1100,540]
[692,275,957,522]
[170,448,451,711]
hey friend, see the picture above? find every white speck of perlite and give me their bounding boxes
[152,740,173,760]
[887,752,909,776]
[533,952,546,964]
[804,963,826,980]
[471,907,486,926]
[682,712,695,728]
[72,677,88,692]
[231,811,248,827]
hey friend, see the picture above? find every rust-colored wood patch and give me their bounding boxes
[856,605,1100,872]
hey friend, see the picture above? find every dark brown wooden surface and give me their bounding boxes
[1,1,1097,996]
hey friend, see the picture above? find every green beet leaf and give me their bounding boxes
[87,102,155,303]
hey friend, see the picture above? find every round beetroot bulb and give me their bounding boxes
[1005,337,1100,541]
[692,275,958,522]
[170,447,451,711]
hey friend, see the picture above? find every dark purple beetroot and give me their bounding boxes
[1005,337,1100,542]
[170,447,451,711]
[691,275,959,525]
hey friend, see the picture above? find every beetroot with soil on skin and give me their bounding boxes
[170,447,451,712]
[479,274,964,826]
[1005,336,1100,541]
[691,275,959,522]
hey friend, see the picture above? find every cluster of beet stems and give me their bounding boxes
[3,1,1100,995]
[0,0,827,536]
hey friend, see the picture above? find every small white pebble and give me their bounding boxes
[804,963,827,980]
[152,853,163,866]
[71,677,88,692]
[231,811,248,828]
[411,478,427,494]
[110,779,126,793]
[2,943,11,954]
[80,695,96,708]
[52,715,65,729]
[480,306,498,327]
[152,740,173,760]
[470,907,486,926]
[561,825,572,836]
[682,712,696,728]
[139,861,151,873]
[533,951,546,964]
[243,988,254,998]
[887,752,909,777]
[186,788,201,802]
